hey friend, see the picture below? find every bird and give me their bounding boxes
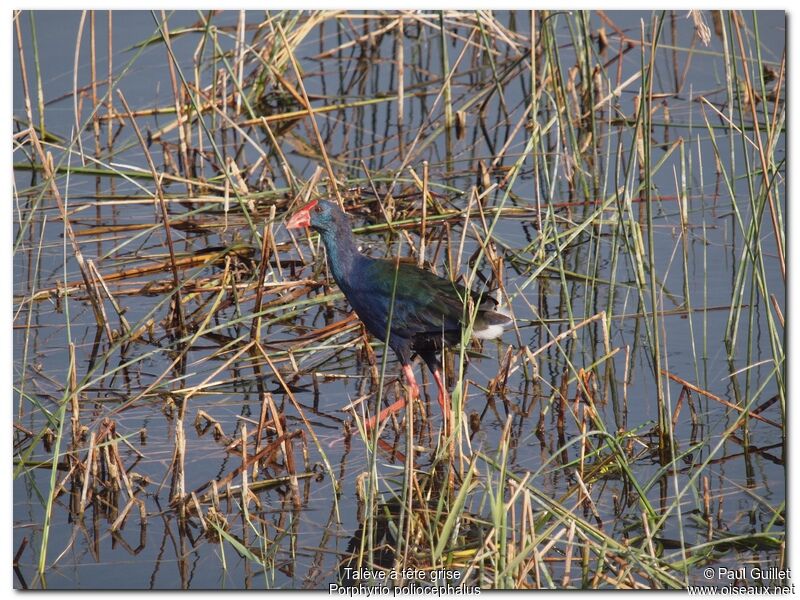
[286,199,511,432]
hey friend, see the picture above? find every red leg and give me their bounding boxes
[401,363,420,399]
[432,367,451,429]
[364,364,419,431]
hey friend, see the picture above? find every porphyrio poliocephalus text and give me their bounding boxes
[287,199,511,431]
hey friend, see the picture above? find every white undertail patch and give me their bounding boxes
[471,303,512,340]
[472,322,506,340]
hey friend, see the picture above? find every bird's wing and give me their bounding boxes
[355,259,485,336]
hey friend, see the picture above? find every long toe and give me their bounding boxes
[432,368,451,431]
[365,397,407,431]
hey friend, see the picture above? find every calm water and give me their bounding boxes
[13,10,785,589]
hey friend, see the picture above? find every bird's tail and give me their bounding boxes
[472,298,512,340]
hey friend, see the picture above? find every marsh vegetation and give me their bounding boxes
[13,10,785,590]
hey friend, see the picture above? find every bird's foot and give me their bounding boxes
[363,397,408,432]
[432,368,452,437]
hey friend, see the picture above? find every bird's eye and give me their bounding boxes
[313,205,322,213]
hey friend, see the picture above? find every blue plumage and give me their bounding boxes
[287,199,511,429]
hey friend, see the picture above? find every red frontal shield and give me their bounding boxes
[286,199,319,229]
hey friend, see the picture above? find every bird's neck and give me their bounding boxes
[320,221,360,287]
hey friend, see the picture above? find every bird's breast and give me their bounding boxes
[345,289,393,341]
